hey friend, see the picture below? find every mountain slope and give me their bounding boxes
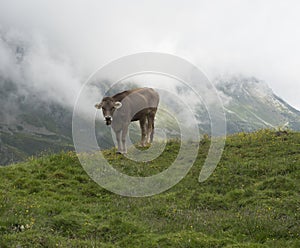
[0,78,74,165]
[0,130,299,247]
[2,76,300,165]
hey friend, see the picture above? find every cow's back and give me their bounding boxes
[113,88,159,106]
[112,88,159,123]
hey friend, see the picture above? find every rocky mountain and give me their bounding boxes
[215,76,300,133]
[1,76,300,165]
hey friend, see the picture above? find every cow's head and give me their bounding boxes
[95,97,122,125]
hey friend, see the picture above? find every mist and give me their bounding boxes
[0,0,300,109]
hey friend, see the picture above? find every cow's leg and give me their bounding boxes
[147,110,156,144]
[146,116,153,144]
[121,125,129,154]
[139,117,147,147]
[115,130,122,154]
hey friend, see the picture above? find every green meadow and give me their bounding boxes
[0,130,299,247]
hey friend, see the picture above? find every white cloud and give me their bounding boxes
[0,0,299,108]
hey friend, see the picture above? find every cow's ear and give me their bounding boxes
[114,101,122,109]
[95,102,103,109]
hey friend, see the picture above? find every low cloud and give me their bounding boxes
[0,29,82,108]
[0,0,300,109]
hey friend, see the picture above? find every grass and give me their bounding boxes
[0,129,299,247]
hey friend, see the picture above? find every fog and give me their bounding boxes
[0,0,300,109]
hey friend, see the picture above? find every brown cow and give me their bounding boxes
[95,88,159,154]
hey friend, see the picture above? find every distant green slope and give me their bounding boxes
[0,131,73,165]
[0,130,299,247]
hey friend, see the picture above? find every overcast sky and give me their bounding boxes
[1,0,300,109]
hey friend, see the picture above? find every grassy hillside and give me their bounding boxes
[0,130,299,247]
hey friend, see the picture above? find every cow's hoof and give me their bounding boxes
[116,151,127,154]
[140,143,150,148]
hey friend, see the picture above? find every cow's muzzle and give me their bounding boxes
[104,116,112,125]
